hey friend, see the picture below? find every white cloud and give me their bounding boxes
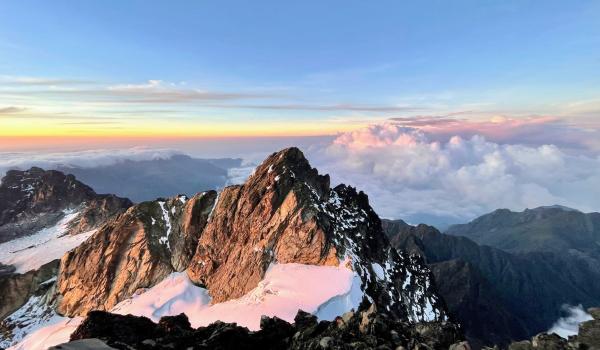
[0,147,182,178]
[548,305,593,338]
[306,122,600,225]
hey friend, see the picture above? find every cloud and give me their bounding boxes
[0,76,423,113]
[220,103,419,113]
[0,106,26,115]
[8,80,268,105]
[0,76,91,86]
[305,121,600,226]
[0,147,184,178]
[548,305,593,338]
[387,115,599,152]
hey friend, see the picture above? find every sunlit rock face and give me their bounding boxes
[56,192,217,317]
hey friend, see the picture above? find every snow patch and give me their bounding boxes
[7,317,83,350]
[113,263,359,330]
[371,263,385,280]
[0,211,94,273]
[14,263,362,349]
[314,273,363,320]
[157,201,172,249]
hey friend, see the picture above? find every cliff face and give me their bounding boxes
[0,260,59,321]
[186,148,339,302]
[55,148,447,323]
[56,192,217,316]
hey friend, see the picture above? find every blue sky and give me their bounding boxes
[0,0,599,138]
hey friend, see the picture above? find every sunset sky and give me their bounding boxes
[1,0,599,150]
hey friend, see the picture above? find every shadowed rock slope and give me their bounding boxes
[0,167,132,243]
[383,219,600,348]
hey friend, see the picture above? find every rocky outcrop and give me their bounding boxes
[186,148,339,301]
[56,192,217,317]
[0,260,58,320]
[64,304,463,350]
[0,167,131,243]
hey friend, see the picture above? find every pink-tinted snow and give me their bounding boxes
[11,262,362,349]
[113,262,358,330]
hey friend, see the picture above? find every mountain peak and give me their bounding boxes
[247,147,330,196]
[50,147,447,325]
[530,205,581,213]
[0,167,131,243]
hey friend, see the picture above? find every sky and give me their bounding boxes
[1,1,600,224]
[0,0,599,145]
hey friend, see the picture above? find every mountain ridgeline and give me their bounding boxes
[55,147,447,322]
[1,148,462,350]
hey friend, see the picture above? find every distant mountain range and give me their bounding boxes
[2,154,243,204]
[383,205,600,348]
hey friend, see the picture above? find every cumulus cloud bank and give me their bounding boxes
[548,305,593,338]
[307,120,600,226]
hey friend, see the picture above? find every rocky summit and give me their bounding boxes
[54,147,447,324]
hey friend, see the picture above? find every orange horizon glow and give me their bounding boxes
[0,119,367,139]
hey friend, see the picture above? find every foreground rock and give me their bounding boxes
[63,305,462,350]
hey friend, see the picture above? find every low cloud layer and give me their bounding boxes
[0,147,183,178]
[306,120,600,226]
[548,305,593,338]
